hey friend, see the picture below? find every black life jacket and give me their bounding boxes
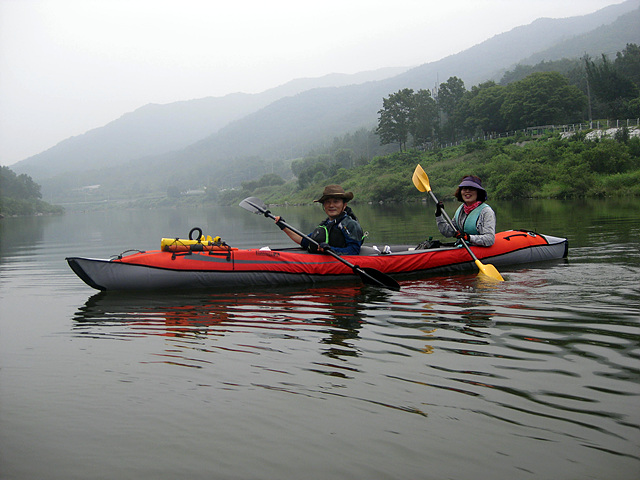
[309,213,348,248]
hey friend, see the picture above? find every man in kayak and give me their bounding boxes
[435,175,496,246]
[275,184,364,255]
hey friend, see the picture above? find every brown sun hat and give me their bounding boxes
[314,184,354,203]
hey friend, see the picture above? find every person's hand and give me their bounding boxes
[274,216,286,230]
[455,231,471,242]
[435,201,444,217]
[318,242,332,252]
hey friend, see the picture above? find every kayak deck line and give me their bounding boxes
[66,230,568,291]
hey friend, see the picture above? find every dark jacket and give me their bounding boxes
[300,211,364,255]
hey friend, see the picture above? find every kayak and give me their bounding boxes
[66,230,568,291]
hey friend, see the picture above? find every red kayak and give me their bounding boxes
[67,230,568,291]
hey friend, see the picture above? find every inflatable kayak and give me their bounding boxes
[66,230,568,291]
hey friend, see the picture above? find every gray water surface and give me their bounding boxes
[1,199,639,479]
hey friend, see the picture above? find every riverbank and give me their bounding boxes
[217,132,640,207]
[0,198,64,217]
[28,131,640,212]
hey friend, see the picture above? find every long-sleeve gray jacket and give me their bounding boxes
[436,204,496,246]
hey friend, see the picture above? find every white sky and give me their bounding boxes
[0,0,625,166]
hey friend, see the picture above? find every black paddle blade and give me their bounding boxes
[239,197,267,215]
[355,266,400,291]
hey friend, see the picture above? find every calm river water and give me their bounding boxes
[1,199,639,480]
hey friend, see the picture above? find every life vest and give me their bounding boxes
[309,213,348,248]
[453,203,488,235]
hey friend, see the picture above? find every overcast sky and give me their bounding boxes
[0,0,625,166]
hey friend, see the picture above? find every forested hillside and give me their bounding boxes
[221,41,640,206]
[220,129,640,209]
[522,6,640,65]
[0,166,63,216]
[10,1,640,207]
[230,43,637,206]
[373,44,639,152]
[41,42,640,210]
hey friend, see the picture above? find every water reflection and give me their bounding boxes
[71,277,507,378]
[73,285,394,366]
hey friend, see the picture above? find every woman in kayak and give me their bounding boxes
[436,175,496,246]
[275,184,364,255]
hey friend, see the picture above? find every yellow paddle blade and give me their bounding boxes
[412,164,431,192]
[412,163,505,282]
[475,259,505,282]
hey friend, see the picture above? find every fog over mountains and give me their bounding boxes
[11,67,411,179]
[12,0,640,201]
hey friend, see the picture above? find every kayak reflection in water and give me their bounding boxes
[435,175,496,247]
[274,184,364,255]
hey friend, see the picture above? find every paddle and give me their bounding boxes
[412,165,504,282]
[239,196,400,291]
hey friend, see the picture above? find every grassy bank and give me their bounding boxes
[219,132,640,206]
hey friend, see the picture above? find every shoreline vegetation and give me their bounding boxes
[0,166,64,217]
[3,44,639,215]
[4,127,637,216]
[215,128,640,208]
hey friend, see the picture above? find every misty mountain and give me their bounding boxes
[140,0,640,171]
[393,1,640,89]
[11,66,410,178]
[521,6,640,65]
[12,0,640,200]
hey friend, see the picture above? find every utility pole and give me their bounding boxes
[583,54,593,124]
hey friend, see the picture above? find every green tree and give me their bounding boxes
[291,155,329,177]
[333,148,354,168]
[1,167,62,215]
[586,46,640,117]
[614,43,640,86]
[240,173,284,192]
[437,76,467,141]
[376,88,415,151]
[294,156,331,189]
[258,173,285,187]
[501,72,586,130]
[438,76,466,116]
[0,166,42,200]
[581,140,630,174]
[466,81,508,133]
[410,89,438,147]
[500,59,582,85]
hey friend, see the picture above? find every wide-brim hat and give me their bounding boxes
[458,176,486,193]
[314,184,354,203]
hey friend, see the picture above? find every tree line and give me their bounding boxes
[218,44,640,206]
[281,44,639,193]
[0,166,63,215]
[376,44,640,151]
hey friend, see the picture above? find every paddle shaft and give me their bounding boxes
[428,189,482,263]
[271,215,376,273]
[241,198,399,290]
[268,213,346,262]
[412,165,503,281]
